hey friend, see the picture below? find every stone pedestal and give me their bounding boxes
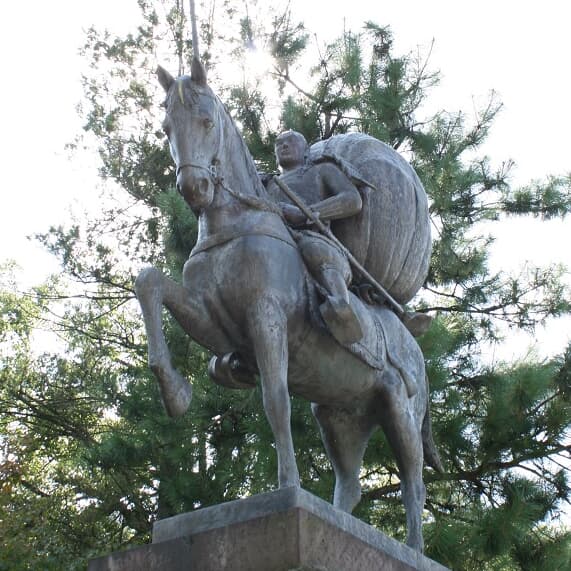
[88,487,449,571]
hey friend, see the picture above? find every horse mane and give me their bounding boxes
[216,96,269,200]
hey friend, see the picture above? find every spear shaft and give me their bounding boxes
[189,0,200,59]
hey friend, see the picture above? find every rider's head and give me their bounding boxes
[275,130,308,171]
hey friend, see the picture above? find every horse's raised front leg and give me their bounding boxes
[249,299,300,489]
[377,367,426,552]
[135,267,193,418]
[312,404,375,513]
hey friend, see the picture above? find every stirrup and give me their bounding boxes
[208,353,257,390]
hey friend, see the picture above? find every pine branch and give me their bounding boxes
[18,479,50,498]
[269,67,320,103]
[363,442,571,503]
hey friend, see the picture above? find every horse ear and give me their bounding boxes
[157,65,175,93]
[190,57,208,86]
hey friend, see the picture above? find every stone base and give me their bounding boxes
[88,487,449,571]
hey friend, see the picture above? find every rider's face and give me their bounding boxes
[275,134,305,169]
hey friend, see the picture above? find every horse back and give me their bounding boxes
[288,294,425,408]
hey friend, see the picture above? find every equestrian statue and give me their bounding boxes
[134,9,442,553]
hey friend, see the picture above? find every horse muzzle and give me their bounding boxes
[177,169,215,210]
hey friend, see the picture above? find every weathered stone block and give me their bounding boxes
[89,487,449,571]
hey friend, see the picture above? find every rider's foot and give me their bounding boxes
[320,296,363,346]
[402,311,433,337]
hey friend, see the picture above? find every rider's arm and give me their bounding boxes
[309,163,362,221]
[264,176,308,225]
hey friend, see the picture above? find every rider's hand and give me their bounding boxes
[281,204,307,226]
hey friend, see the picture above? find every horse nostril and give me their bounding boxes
[176,174,213,209]
[199,178,210,194]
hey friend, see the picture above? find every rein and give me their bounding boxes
[218,178,283,217]
[176,157,283,217]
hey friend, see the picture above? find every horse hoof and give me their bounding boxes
[279,479,301,490]
[333,479,362,513]
[407,538,424,553]
[164,377,192,418]
[150,363,192,417]
[278,469,301,489]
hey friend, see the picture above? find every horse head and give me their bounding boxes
[158,63,221,211]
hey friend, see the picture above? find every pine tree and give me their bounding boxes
[1,2,570,569]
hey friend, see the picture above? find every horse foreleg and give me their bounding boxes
[250,300,299,489]
[312,404,375,513]
[135,267,193,418]
[377,368,426,552]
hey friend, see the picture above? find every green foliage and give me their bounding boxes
[503,175,571,219]
[1,2,570,570]
[279,96,322,145]
[227,85,277,170]
[268,8,308,73]
[155,189,198,273]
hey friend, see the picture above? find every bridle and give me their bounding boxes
[174,90,225,188]
[176,162,220,183]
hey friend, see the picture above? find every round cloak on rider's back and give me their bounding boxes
[309,133,431,305]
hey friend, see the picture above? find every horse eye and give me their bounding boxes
[204,117,214,130]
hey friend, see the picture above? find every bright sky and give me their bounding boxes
[0,0,569,358]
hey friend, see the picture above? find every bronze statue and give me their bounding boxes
[135,25,441,552]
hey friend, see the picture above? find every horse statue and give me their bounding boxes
[134,52,442,552]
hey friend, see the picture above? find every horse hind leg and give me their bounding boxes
[312,404,375,513]
[376,367,426,552]
[135,267,193,418]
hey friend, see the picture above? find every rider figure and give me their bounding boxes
[269,130,364,345]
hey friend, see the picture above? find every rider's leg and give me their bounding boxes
[321,265,351,302]
[298,233,363,345]
[318,264,363,345]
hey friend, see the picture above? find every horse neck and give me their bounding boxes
[217,112,266,200]
[196,107,283,240]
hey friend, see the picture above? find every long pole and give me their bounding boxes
[189,0,200,60]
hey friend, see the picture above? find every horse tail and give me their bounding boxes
[422,374,444,473]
